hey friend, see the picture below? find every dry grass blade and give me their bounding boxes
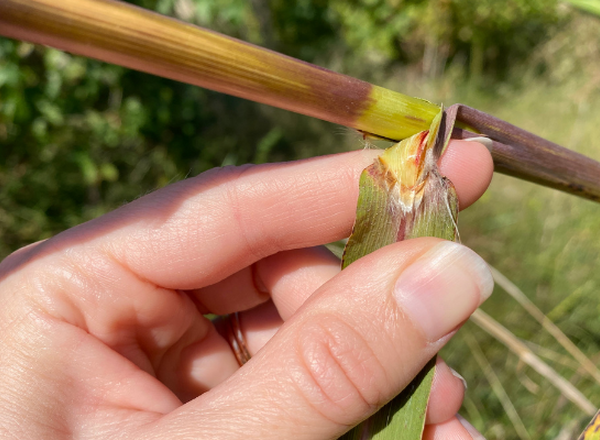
[470,309,596,415]
[490,266,600,385]
[463,331,531,440]
[525,341,587,372]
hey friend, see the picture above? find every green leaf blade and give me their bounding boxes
[342,159,402,269]
[406,174,458,242]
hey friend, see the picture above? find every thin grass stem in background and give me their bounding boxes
[491,266,600,386]
[470,309,596,415]
[464,332,531,440]
[525,341,588,372]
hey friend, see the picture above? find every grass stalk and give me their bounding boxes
[490,266,600,385]
[470,309,596,416]
[2,0,600,202]
[463,332,531,440]
[0,0,438,141]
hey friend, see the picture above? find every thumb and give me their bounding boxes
[153,238,493,439]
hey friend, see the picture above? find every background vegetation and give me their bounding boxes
[1,0,600,438]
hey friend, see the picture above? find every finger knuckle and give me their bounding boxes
[291,314,388,426]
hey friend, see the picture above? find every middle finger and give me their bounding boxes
[193,246,340,318]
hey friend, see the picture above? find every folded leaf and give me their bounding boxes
[578,410,600,440]
[340,107,458,440]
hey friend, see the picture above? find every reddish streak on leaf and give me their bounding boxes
[414,131,428,166]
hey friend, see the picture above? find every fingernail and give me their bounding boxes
[464,136,493,152]
[457,414,487,440]
[394,241,493,342]
[450,367,468,391]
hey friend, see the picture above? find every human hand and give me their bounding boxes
[0,140,493,439]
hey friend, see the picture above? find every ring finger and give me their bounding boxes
[176,246,341,400]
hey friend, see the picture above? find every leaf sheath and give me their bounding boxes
[340,108,459,439]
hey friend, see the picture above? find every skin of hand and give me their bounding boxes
[0,140,493,440]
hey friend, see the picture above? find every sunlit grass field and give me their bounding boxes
[418,71,600,439]
[324,17,600,434]
[328,68,600,437]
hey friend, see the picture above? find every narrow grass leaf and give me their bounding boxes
[470,309,596,415]
[490,266,600,386]
[463,332,531,440]
[563,0,600,17]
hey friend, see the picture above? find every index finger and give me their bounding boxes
[4,141,492,291]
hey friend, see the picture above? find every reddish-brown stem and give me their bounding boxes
[451,105,600,202]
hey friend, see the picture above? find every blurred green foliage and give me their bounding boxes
[1,0,600,438]
[0,0,569,256]
[441,78,600,439]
